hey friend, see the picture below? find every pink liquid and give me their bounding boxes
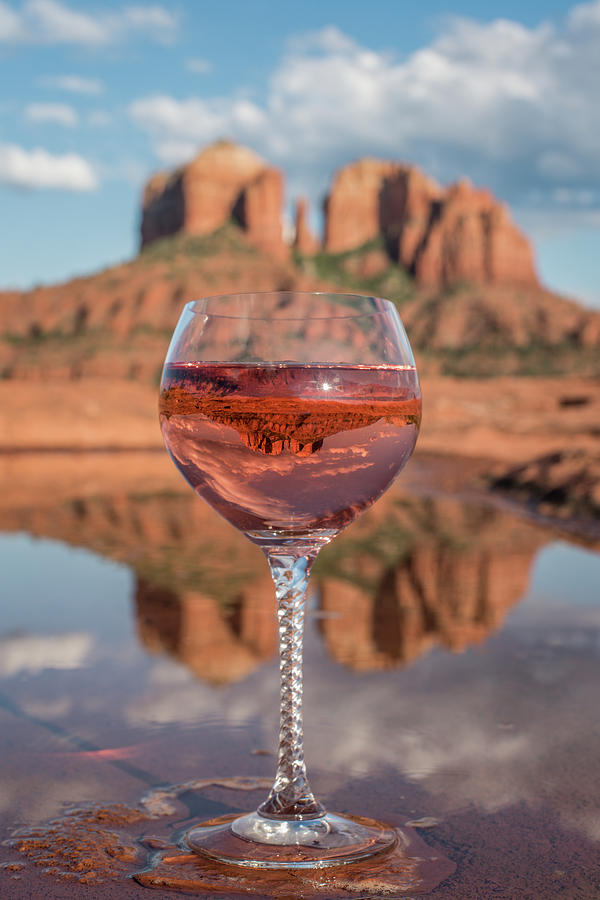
[160,363,421,540]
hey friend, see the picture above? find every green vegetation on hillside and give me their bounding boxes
[2,226,599,382]
[422,341,600,379]
[138,221,259,264]
[295,236,416,305]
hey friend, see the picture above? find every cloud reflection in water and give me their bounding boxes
[0,475,599,860]
[0,633,93,676]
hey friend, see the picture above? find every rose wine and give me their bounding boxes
[160,363,421,540]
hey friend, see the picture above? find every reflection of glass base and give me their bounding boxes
[185,812,398,869]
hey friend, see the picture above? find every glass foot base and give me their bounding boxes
[185,812,398,869]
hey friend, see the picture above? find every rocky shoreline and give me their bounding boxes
[490,449,600,537]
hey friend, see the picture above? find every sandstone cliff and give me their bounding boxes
[141,140,288,260]
[1,142,599,392]
[324,159,537,289]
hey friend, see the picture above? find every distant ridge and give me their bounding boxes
[141,141,537,291]
[0,141,599,383]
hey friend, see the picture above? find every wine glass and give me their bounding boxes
[159,291,421,868]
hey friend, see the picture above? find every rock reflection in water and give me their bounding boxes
[135,578,277,685]
[125,496,547,682]
[318,498,546,670]
[0,464,551,681]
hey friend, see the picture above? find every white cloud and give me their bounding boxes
[0,0,178,44]
[186,57,211,74]
[39,73,104,94]
[151,138,197,164]
[516,205,600,236]
[537,151,583,180]
[0,142,98,190]
[129,4,600,223]
[129,94,268,165]
[122,4,177,41]
[0,1,24,39]
[552,187,597,207]
[25,101,77,126]
[568,0,600,28]
[27,0,106,43]
[88,109,111,127]
[288,24,359,55]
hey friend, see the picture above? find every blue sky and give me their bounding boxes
[0,0,599,306]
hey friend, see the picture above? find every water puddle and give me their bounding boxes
[136,818,452,897]
[6,779,454,897]
[1,453,599,897]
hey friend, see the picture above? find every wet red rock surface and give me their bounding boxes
[1,451,599,898]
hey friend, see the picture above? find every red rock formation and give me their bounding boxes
[235,168,288,260]
[414,179,537,288]
[324,161,538,289]
[2,148,599,395]
[324,159,398,252]
[492,449,600,522]
[293,197,319,255]
[141,140,287,259]
[379,166,443,268]
[485,202,538,285]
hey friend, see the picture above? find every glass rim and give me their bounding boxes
[183,291,399,321]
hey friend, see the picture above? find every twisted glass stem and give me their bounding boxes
[257,548,325,821]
